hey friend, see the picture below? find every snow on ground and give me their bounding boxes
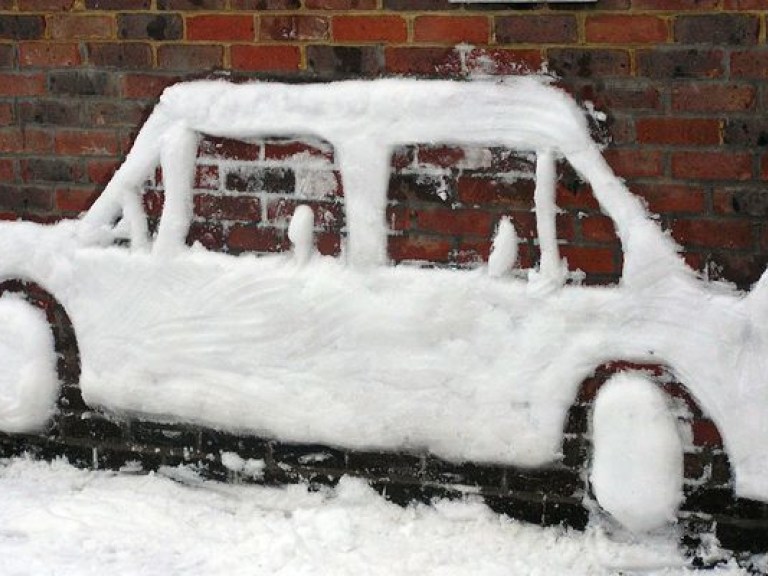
[0,457,758,576]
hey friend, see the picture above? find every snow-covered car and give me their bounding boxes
[1,77,767,525]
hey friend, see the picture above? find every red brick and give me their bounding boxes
[0,103,13,125]
[48,14,114,40]
[388,235,452,263]
[231,45,301,72]
[194,165,219,190]
[556,183,599,210]
[604,149,664,178]
[672,152,752,180]
[231,0,299,8]
[194,195,260,222]
[157,45,224,70]
[187,15,255,42]
[188,221,225,251]
[0,73,45,96]
[586,15,668,44]
[762,154,768,180]
[387,205,408,231]
[0,128,52,154]
[0,159,14,182]
[19,42,81,67]
[334,16,407,43]
[631,183,706,214]
[635,118,721,146]
[731,50,768,79]
[121,73,177,99]
[458,177,534,209]
[260,16,329,41]
[418,145,464,168]
[496,15,577,44]
[413,16,489,44]
[415,208,493,237]
[305,0,376,8]
[671,218,753,249]
[692,419,723,447]
[316,232,341,256]
[672,83,756,112]
[560,246,618,276]
[55,130,119,156]
[228,225,285,253]
[578,83,661,112]
[55,188,99,212]
[143,190,164,217]
[87,159,119,185]
[581,215,617,243]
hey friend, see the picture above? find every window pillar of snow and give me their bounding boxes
[153,123,200,257]
[530,150,565,290]
[336,143,389,266]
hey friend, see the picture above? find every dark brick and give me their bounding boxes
[94,446,162,471]
[543,498,589,529]
[60,411,124,442]
[346,450,423,480]
[636,48,725,79]
[368,480,462,507]
[86,0,150,7]
[546,48,630,78]
[497,15,578,44]
[86,100,148,128]
[28,440,94,469]
[157,45,224,70]
[0,185,54,211]
[272,442,346,469]
[674,14,759,46]
[22,159,81,183]
[720,188,768,217]
[49,70,115,97]
[388,174,455,204]
[200,430,269,460]
[157,0,226,8]
[0,44,13,68]
[0,16,45,40]
[118,13,183,41]
[225,167,295,194]
[306,45,384,77]
[505,467,581,498]
[484,494,544,525]
[261,15,329,41]
[131,421,199,449]
[457,176,534,208]
[87,43,152,69]
[423,457,505,488]
[716,519,768,553]
[724,119,768,148]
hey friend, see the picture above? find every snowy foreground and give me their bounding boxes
[0,458,762,576]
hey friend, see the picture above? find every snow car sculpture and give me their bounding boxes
[1,77,767,509]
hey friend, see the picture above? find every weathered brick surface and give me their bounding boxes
[0,1,767,550]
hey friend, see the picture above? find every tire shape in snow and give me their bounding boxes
[590,371,684,533]
[0,294,59,433]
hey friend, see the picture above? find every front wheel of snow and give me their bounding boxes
[589,372,684,534]
[0,294,59,433]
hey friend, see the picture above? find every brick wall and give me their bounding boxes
[0,1,766,286]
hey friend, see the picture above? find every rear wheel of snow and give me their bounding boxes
[0,295,59,433]
[590,372,683,533]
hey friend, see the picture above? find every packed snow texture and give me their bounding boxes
[0,295,58,433]
[591,373,684,533]
[0,78,767,503]
[0,457,757,576]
